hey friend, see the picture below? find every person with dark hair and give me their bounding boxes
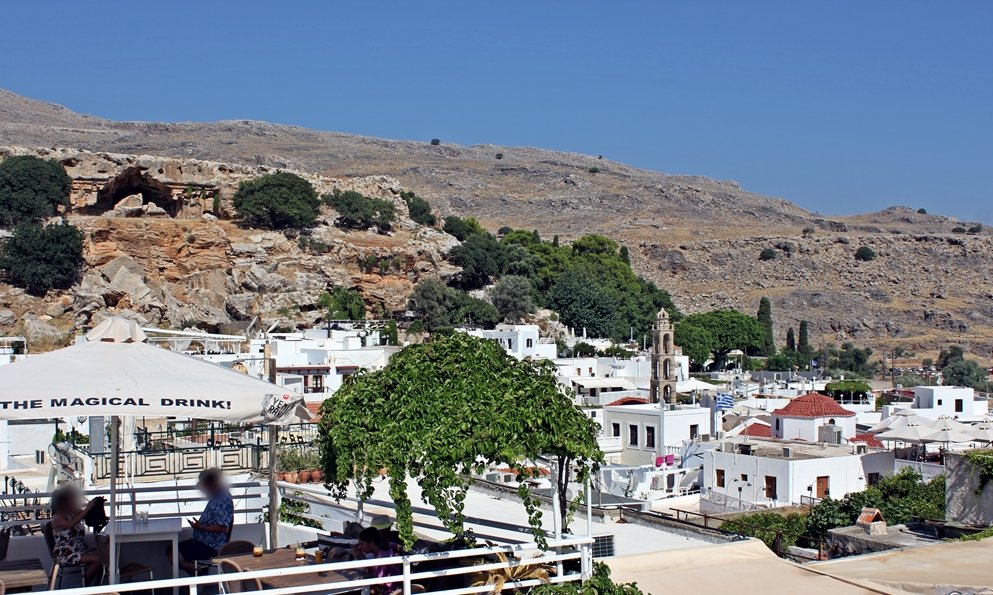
[50,486,105,583]
[355,527,399,594]
[169,468,233,574]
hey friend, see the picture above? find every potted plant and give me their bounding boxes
[280,449,300,484]
[300,451,321,482]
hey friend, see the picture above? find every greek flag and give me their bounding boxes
[715,392,734,410]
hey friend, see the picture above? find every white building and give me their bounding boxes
[910,386,988,421]
[602,404,712,466]
[770,392,857,443]
[462,324,558,360]
[701,438,894,509]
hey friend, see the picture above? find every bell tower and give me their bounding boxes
[650,309,677,405]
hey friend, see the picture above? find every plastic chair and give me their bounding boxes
[219,559,262,593]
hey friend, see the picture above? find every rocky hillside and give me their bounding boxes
[1,89,990,355]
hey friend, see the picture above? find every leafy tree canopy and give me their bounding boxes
[317,287,365,321]
[232,172,320,229]
[410,278,500,330]
[678,310,764,365]
[449,232,505,290]
[400,190,436,227]
[0,155,72,227]
[0,222,84,295]
[442,215,484,241]
[318,333,602,548]
[674,322,716,369]
[942,359,988,389]
[326,190,396,233]
[489,275,536,323]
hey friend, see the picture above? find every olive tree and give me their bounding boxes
[318,333,602,548]
[0,155,72,227]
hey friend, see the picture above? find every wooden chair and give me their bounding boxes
[219,559,263,593]
[0,577,6,595]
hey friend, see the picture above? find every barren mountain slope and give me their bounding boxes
[1,89,989,355]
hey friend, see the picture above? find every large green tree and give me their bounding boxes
[489,275,535,322]
[318,333,602,548]
[326,190,396,233]
[942,359,988,389]
[0,222,84,294]
[674,322,715,369]
[233,172,320,229]
[449,232,505,289]
[678,310,764,368]
[756,297,776,356]
[0,155,72,227]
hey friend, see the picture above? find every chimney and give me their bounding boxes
[856,508,886,535]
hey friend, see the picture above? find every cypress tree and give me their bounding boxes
[756,297,775,356]
[786,327,796,352]
[619,245,630,265]
[798,320,813,367]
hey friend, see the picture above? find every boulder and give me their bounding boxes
[0,309,16,326]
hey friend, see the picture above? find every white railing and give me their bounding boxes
[895,459,946,481]
[0,481,266,525]
[51,537,592,595]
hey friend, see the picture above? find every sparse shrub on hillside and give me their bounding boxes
[854,246,877,262]
[0,222,83,294]
[759,248,778,261]
[317,287,365,321]
[400,190,436,227]
[952,226,966,233]
[430,138,441,146]
[495,152,504,160]
[0,155,72,227]
[588,167,601,174]
[802,226,815,238]
[917,208,927,214]
[325,190,396,233]
[232,172,320,229]
[497,226,513,237]
[967,224,983,234]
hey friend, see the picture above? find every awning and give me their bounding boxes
[0,317,308,424]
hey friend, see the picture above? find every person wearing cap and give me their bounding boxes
[169,468,233,574]
[370,514,401,548]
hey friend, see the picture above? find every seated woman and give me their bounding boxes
[50,486,106,584]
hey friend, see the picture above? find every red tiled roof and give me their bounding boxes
[772,392,855,418]
[305,402,322,421]
[848,433,884,448]
[739,423,772,438]
[607,397,649,406]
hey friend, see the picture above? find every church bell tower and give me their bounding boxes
[650,309,677,405]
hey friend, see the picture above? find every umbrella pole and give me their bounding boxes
[109,415,119,585]
[268,426,279,549]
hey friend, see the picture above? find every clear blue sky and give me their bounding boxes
[2,1,991,221]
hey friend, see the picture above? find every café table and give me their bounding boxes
[214,549,355,591]
[109,516,181,591]
[0,558,48,592]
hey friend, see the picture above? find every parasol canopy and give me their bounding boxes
[0,318,308,424]
[876,419,940,444]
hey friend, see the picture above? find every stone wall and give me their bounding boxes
[945,451,993,527]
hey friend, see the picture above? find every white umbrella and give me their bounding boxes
[969,421,993,443]
[932,416,971,433]
[867,411,932,434]
[876,419,940,444]
[0,317,308,583]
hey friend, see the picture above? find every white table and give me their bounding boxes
[109,517,181,589]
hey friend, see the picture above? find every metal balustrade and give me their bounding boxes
[49,537,592,595]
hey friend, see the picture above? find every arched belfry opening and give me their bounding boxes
[86,167,178,216]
